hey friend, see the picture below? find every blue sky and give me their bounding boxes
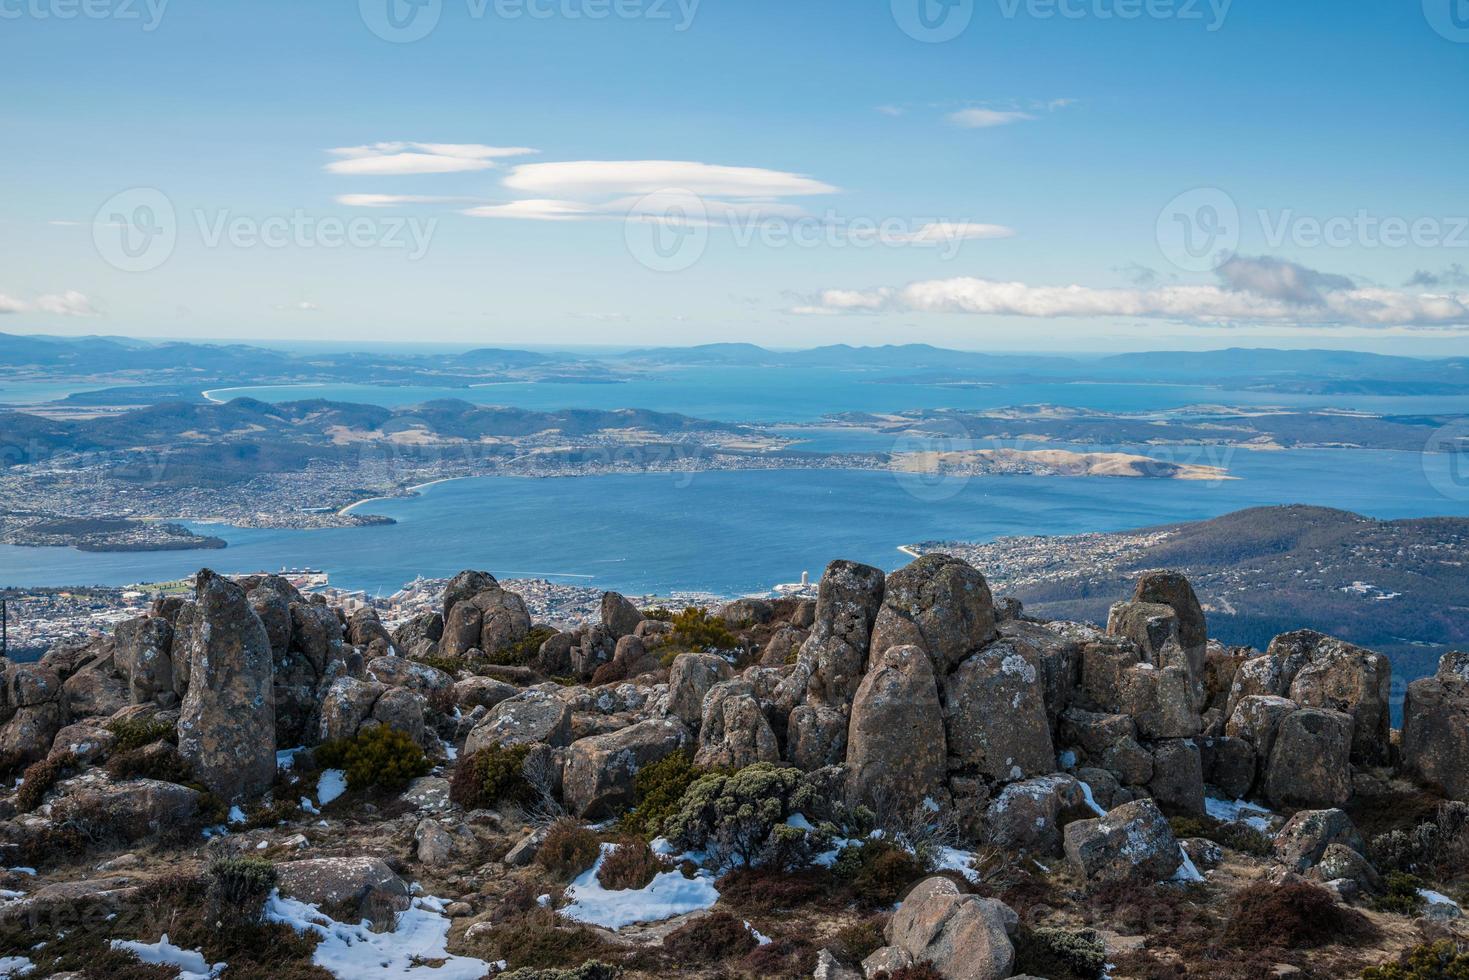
[2,0,1467,351]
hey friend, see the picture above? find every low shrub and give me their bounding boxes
[589,660,627,687]
[872,966,944,980]
[827,916,887,964]
[414,655,468,675]
[715,866,832,912]
[1373,872,1428,916]
[618,751,711,840]
[243,798,301,830]
[1012,926,1107,980]
[1224,880,1378,950]
[499,964,621,980]
[1169,814,1272,858]
[1363,941,1469,980]
[207,857,278,921]
[16,751,79,812]
[0,750,26,782]
[488,626,560,668]
[537,818,602,881]
[665,607,740,654]
[596,838,669,891]
[467,907,616,971]
[662,763,835,869]
[105,743,194,784]
[1369,801,1469,878]
[106,716,176,752]
[450,743,535,810]
[662,910,757,964]
[314,726,431,792]
[832,838,931,909]
[738,936,818,977]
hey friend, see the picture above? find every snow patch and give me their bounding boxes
[1077,780,1108,817]
[934,847,982,884]
[316,769,347,806]
[1172,845,1205,883]
[1203,796,1274,833]
[559,843,720,930]
[265,891,492,979]
[1420,888,1461,909]
[110,935,224,980]
[0,956,33,978]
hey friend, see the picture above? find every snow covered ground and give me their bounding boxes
[559,843,720,930]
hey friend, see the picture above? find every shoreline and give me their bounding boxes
[338,477,465,516]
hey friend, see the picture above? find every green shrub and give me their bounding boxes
[488,626,559,667]
[105,743,193,784]
[619,752,713,840]
[1369,802,1469,877]
[450,743,535,810]
[664,607,740,654]
[106,716,176,752]
[1169,813,1271,858]
[1012,926,1107,980]
[1374,872,1428,916]
[467,907,615,971]
[16,751,79,813]
[662,763,836,869]
[208,857,278,921]
[1363,941,1469,980]
[414,655,468,675]
[832,838,930,909]
[537,818,602,881]
[597,838,670,891]
[314,726,432,792]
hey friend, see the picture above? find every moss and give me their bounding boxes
[16,751,79,812]
[1373,872,1429,916]
[596,838,669,891]
[832,838,931,909]
[450,743,535,810]
[537,818,602,881]
[105,717,176,752]
[314,726,432,792]
[1363,941,1469,980]
[1012,926,1107,980]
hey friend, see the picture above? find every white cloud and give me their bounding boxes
[325,142,537,176]
[335,194,463,208]
[0,290,98,316]
[886,221,1016,244]
[464,198,606,221]
[274,301,321,312]
[795,259,1469,329]
[501,160,839,198]
[876,105,905,117]
[948,108,1036,128]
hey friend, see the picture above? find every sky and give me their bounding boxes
[2,0,1468,353]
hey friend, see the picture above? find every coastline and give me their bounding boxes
[337,476,465,516]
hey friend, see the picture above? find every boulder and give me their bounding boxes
[760,625,807,668]
[785,703,848,771]
[464,690,574,754]
[275,856,410,914]
[112,616,175,706]
[1402,664,1469,801]
[52,779,201,841]
[1284,633,1392,766]
[414,818,455,866]
[1099,736,1154,787]
[718,597,774,628]
[869,554,997,675]
[1224,694,1298,769]
[1148,739,1205,816]
[571,625,616,680]
[885,876,1017,980]
[176,570,277,803]
[536,631,576,676]
[801,560,886,707]
[1133,571,1208,653]
[50,722,116,764]
[943,641,1055,784]
[1059,708,1136,756]
[1273,808,1364,873]
[61,664,130,720]
[694,681,779,770]
[999,620,1083,726]
[845,645,945,810]
[1264,708,1353,809]
[1063,798,1182,884]
[601,591,643,639]
[1311,843,1382,892]
[370,688,426,746]
[1118,664,1200,740]
[562,717,690,818]
[1197,735,1256,800]
[983,774,1090,856]
[246,585,293,662]
[367,655,452,692]
[317,675,385,743]
[442,570,497,623]
[453,677,519,711]
[348,608,393,650]
[667,652,733,728]
[1078,640,1145,711]
[289,601,345,676]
